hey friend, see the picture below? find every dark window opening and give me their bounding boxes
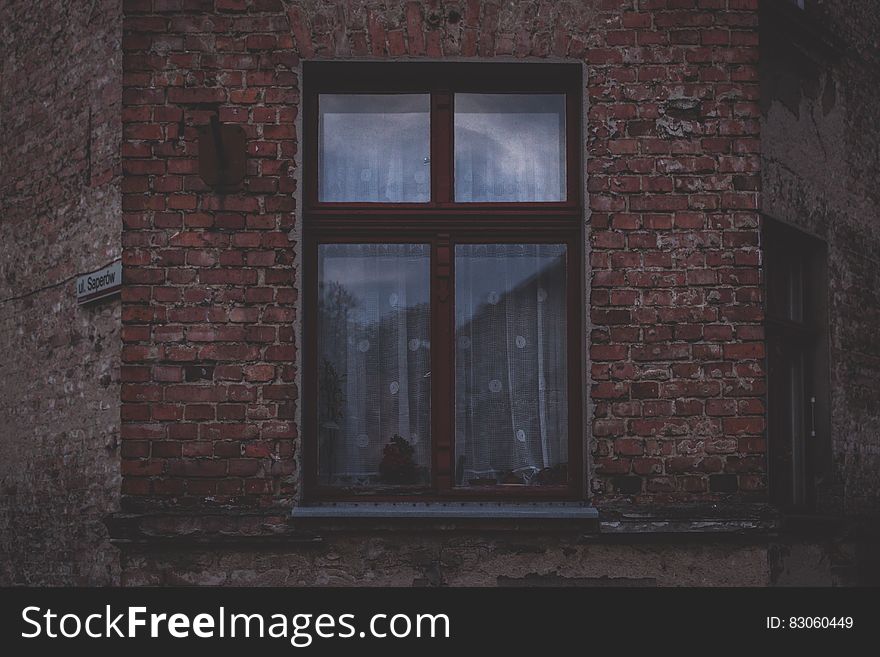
[764,218,830,510]
[303,62,584,501]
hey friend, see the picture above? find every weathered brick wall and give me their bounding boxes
[760,0,880,517]
[119,0,764,510]
[585,2,764,499]
[0,0,122,584]
[120,0,300,509]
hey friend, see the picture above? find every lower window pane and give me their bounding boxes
[454,244,568,487]
[317,244,431,487]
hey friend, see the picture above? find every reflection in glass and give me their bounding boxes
[454,244,568,487]
[317,244,431,487]
[319,94,430,202]
[768,340,808,507]
[766,244,804,323]
[455,94,566,202]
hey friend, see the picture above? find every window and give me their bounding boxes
[303,62,583,500]
[763,218,829,510]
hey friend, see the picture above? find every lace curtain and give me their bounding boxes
[317,244,431,486]
[454,94,566,202]
[454,244,568,487]
[319,94,430,203]
[317,243,568,488]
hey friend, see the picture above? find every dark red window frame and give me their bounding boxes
[302,61,584,501]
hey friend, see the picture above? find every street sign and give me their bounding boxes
[76,261,122,305]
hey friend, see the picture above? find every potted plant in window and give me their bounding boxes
[379,434,419,485]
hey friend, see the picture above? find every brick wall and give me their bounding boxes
[0,0,122,584]
[586,0,764,499]
[121,0,300,509]
[118,0,765,509]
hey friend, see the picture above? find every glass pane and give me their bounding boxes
[454,94,566,202]
[319,94,430,202]
[454,244,568,487]
[317,244,431,487]
[765,236,805,323]
[768,339,807,507]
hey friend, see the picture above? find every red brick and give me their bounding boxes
[615,439,645,457]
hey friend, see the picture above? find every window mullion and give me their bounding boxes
[431,234,454,491]
[431,91,452,205]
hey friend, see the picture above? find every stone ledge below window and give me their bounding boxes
[288,502,600,534]
[292,502,599,520]
[104,503,848,547]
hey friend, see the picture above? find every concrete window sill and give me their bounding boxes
[288,502,601,534]
[291,502,599,521]
[105,503,806,546]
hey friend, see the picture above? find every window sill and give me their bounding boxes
[110,503,874,546]
[292,502,599,520]
[289,502,600,533]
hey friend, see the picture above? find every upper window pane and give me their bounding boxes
[454,94,566,203]
[765,235,805,324]
[319,94,430,202]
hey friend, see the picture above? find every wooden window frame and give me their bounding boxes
[763,218,830,511]
[302,62,584,502]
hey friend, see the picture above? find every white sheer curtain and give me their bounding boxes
[454,244,568,487]
[454,94,566,202]
[317,244,431,487]
[319,94,430,202]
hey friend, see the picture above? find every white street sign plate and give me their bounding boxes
[76,261,122,305]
